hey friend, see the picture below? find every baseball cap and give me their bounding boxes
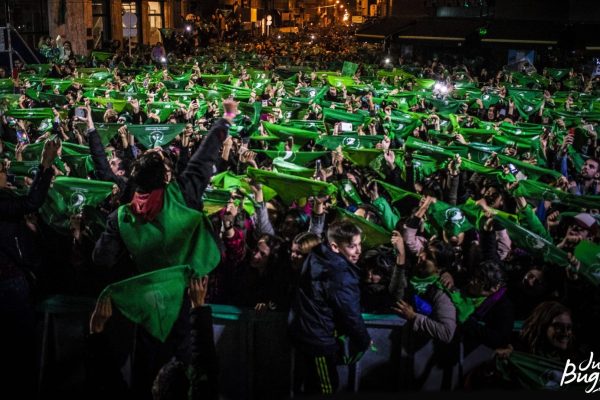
[573,213,599,233]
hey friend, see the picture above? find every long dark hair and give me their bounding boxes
[520,301,572,356]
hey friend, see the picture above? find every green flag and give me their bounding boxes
[497,155,562,181]
[261,122,320,144]
[343,148,383,167]
[323,107,370,125]
[127,124,185,148]
[202,188,233,215]
[410,154,444,181]
[272,158,315,178]
[338,179,363,206]
[94,123,122,146]
[25,88,68,106]
[327,75,356,88]
[460,198,519,228]
[101,265,191,342]
[510,93,545,119]
[246,167,337,204]
[0,93,21,110]
[61,142,91,157]
[0,78,15,94]
[467,91,502,109]
[545,68,570,81]
[574,240,600,286]
[427,201,474,237]
[445,289,485,323]
[427,97,465,116]
[405,137,458,162]
[342,61,359,77]
[285,120,326,132]
[62,154,95,179]
[496,351,573,390]
[414,79,436,90]
[210,171,277,201]
[91,51,114,61]
[25,64,51,75]
[498,122,544,137]
[375,180,422,202]
[405,136,504,178]
[86,97,128,113]
[316,134,386,150]
[117,182,221,275]
[146,101,181,122]
[40,176,113,233]
[8,160,41,178]
[253,150,328,166]
[43,79,73,93]
[495,215,568,267]
[336,207,391,249]
[512,179,600,210]
[5,108,54,120]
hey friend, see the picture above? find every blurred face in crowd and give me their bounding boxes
[487,107,496,120]
[280,216,301,242]
[365,268,382,284]
[416,244,440,277]
[483,186,504,209]
[566,222,590,241]
[466,273,499,297]
[581,159,599,180]
[521,268,546,297]
[290,242,305,268]
[250,239,271,269]
[442,230,464,247]
[109,156,125,176]
[466,276,486,297]
[547,312,573,351]
[330,234,361,264]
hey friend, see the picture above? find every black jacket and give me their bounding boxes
[92,118,230,268]
[288,243,371,356]
[85,305,218,400]
[461,291,514,352]
[0,165,54,280]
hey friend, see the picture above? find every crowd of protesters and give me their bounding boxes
[1,20,600,397]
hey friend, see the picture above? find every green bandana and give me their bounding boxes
[409,275,440,296]
[117,182,221,276]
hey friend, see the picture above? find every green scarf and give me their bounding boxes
[117,182,221,276]
[410,274,486,322]
[409,275,440,296]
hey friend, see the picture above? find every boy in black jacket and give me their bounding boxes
[288,220,371,395]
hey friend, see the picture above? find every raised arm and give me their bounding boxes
[178,100,236,210]
[0,139,58,220]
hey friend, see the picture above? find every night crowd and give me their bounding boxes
[1,19,600,398]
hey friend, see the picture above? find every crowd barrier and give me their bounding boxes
[37,296,498,398]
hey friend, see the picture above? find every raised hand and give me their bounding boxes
[41,137,60,169]
[188,276,208,308]
[392,300,416,320]
[89,296,113,334]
